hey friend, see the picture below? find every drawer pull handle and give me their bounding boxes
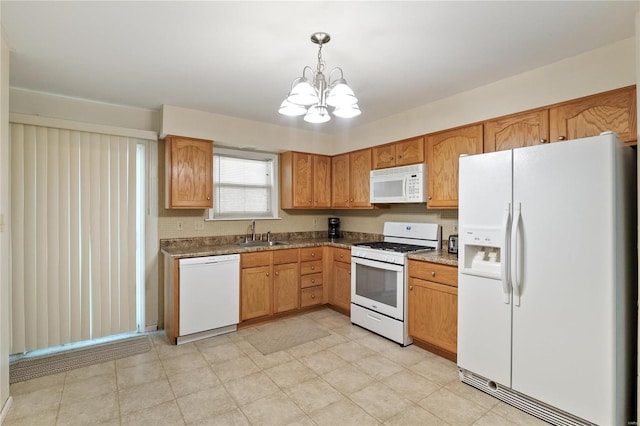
[311,294,315,299]
[431,271,436,277]
[311,253,315,257]
[311,266,315,270]
[311,279,315,284]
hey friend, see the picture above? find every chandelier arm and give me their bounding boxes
[328,67,345,85]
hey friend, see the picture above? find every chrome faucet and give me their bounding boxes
[250,219,256,241]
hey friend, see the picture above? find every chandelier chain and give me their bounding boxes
[316,43,325,74]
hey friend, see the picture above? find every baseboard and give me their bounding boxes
[411,337,457,363]
[144,325,158,332]
[0,395,13,424]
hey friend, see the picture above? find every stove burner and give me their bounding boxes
[355,241,435,253]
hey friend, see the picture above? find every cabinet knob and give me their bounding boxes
[398,155,402,159]
[558,136,566,141]
[431,271,436,277]
[207,196,211,200]
[311,279,315,284]
[311,266,315,270]
[266,272,270,277]
[344,199,348,202]
[428,196,432,200]
[409,285,413,290]
[540,138,548,144]
[311,294,316,299]
[275,271,279,276]
[340,254,344,258]
[311,253,315,257]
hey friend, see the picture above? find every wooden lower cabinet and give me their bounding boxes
[241,249,301,321]
[330,248,351,313]
[273,262,299,313]
[408,260,458,361]
[241,264,272,321]
[299,247,324,308]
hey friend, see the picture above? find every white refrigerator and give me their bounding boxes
[457,132,637,426]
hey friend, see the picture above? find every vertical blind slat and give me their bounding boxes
[47,128,60,347]
[10,124,25,353]
[10,123,140,353]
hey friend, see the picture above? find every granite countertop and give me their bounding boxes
[160,236,370,258]
[408,249,458,267]
[161,231,458,267]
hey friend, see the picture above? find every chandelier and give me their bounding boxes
[279,32,361,124]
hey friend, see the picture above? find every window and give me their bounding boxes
[208,147,279,220]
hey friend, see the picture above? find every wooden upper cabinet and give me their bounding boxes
[426,124,483,209]
[331,148,372,208]
[280,151,331,209]
[372,136,424,169]
[312,154,331,208]
[395,136,425,166]
[331,153,350,208]
[484,109,550,152]
[349,148,372,207]
[549,86,637,145]
[165,135,213,209]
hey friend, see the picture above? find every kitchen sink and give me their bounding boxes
[236,240,290,247]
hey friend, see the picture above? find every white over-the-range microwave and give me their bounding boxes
[369,163,426,203]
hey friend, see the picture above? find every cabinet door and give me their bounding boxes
[349,148,372,207]
[408,277,458,354]
[426,124,483,208]
[274,263,299,313]
[292,153,313,208]
[313,155,332,208]
[549,86,637,145]
[165,136,213,208]
[331,153,350,208]
[484,109,550,152]
[331,260,352,312]
[241,265,272,321]
[395,137,425,166]
[372,143,396,169]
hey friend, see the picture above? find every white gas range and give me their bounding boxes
[350,222,441,346]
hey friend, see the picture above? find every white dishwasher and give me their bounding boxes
[177,254,240,344]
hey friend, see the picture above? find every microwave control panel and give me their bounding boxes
[406,174,424,201]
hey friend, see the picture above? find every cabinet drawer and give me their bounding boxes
[241,251,271,268]
[301,273,323,289]
[273,249,299,265]
[300,260,323,275]
[300,286,323,307]
[300,247,323,262]
[408,260,457,287]
[333,248,351,263]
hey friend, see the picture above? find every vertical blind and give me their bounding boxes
[11,123,139,353]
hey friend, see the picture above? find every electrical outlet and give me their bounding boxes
[195,221,204,230]
[176,220,184,231]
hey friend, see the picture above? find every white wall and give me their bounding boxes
[160,104,334,155]
[0,33,12,422]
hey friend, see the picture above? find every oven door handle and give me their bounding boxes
[350,257,404,272]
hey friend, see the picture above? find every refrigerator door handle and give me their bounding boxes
[511,202,522,306]
[501,202,511,303]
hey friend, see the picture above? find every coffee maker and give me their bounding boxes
[328,217,341,239]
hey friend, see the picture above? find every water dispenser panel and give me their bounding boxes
[461,228,503,280]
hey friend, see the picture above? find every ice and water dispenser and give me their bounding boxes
[460,228,503,279]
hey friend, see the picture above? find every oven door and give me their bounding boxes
[351,256,404,320]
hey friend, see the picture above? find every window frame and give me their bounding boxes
[207,147,280,221]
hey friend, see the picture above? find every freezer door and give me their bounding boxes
[457,150,513,387]
[511,135,622,424]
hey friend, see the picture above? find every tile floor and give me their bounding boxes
[4,308,549,426]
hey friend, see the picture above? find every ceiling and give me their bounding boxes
[1,1,638,134]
